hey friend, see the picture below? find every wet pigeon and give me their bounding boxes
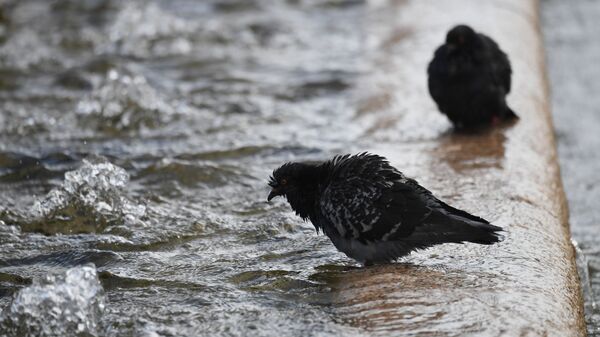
[267,153,502,265]
[427,25,517,128]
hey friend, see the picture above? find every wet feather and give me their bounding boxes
[427,25,517,128]
[267,153,503,265]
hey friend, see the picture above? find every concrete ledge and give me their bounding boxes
[330,0,587,335]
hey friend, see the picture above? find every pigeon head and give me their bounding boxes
[267,162,323,220]
[445,25,477,50]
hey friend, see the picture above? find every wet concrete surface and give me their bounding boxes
[326,1,586,335]
[0,0,587,336]
[542,0,600,335]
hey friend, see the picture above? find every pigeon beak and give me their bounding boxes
[267,188,282,202]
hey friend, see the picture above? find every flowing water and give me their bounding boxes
[0,0,586,336]
[542,0,600,335]
[0,1,394,336]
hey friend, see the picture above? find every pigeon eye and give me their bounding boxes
[280,179,287,185]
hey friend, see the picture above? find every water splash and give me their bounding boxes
[106,2,195,58]
[0,28,55,70]
[29,159,146,234]
[0,264,105,337]
[76,70,189,133]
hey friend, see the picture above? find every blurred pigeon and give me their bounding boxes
[267,153,502,265]
[428,25,517,128]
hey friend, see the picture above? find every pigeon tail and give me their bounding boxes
[412,208,504,247]
[452,217,504,245]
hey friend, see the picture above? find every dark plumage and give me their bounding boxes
[427,25,517,128]
[267,153,503,265]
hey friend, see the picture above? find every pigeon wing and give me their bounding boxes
[319,172,434,243]
[480,33,512,93]
[427,45,450,107]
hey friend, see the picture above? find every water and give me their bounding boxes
[0,0,585,336]
[0,265,105,337]
[541,0,600,335]
[0,1,379,335]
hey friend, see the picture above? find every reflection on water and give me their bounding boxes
[434,125,511,173]
[324,265,477,331]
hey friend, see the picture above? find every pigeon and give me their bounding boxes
[267,153,503,265]
[427,24,518,128]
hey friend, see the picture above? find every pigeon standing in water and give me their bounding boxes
[427,25,517,128]
[267,153,502,265]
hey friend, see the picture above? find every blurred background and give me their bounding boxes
[0,0,596,336]
[542,0,600,335]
